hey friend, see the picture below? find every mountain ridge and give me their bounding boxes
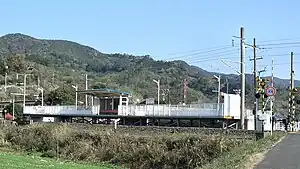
[0,33,295,114]
[1,33,297,86]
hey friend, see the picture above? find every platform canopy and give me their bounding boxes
[76,88,130,97]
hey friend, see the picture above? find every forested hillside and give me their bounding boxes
[0,33,297,115]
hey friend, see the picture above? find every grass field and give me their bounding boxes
[0,152,119,169]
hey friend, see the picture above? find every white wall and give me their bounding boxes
[223,93,241,119]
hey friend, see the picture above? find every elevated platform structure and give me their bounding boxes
[23,91,242,128]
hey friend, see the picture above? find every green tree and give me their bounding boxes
[91,82,106,89]
[4,103,23,121]
[6,54,26,73]
[46,87,75,105]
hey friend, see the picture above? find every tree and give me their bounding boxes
[91,83,106,89]
[46,87,75,105]
[6,54,26,73]
[4,103,23,121]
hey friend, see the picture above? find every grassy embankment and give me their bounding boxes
[0,123,286,169]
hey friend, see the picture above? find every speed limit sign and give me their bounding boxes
[265,86,277,97]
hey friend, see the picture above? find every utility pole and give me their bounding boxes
[52,72,55,85]
[4,66,8,92]
[85,74,88,108]
[213,75,221,114]
[250,38,263,131]
[226,79,229,94]
[270,57,274,135]
[289,52,295,131]
[153,79,160,114]
[37,76,40,89]
[240,27,246,130]
[72,85,78,110]
[23,74,31,109]
[183,78,188,105]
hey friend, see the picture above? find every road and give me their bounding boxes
[254,133,300,169]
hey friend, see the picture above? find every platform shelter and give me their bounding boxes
[76,88,130,115]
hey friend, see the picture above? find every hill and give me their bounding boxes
[0,33,297,115]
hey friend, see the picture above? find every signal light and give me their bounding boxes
[256,77,261,82]
[255,93,260,99]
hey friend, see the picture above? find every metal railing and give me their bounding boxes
[24,103,225,117]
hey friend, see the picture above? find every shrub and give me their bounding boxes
[3,123,248,169]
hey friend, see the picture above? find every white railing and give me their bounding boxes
[119,103,224,117]
[24,105,100,115]
[24,103,226,117]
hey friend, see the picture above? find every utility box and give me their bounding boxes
[256,110,272,132]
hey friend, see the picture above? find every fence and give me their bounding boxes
[24,103,225,117]
[120,103,224,117]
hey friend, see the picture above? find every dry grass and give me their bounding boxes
[200,132,286,169]
[0,123,254,169]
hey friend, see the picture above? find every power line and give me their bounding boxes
[169,37,300,57]
[163,38,300,63]
[167,45,232,56]
[188,56,240,64]
[258,61,300,67]
[259,41,300,46]
[168,49,239,60]
[256,37,300,43]
[263,45,300,50]
[166,47,238,60]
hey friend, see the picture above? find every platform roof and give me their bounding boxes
[76,88,130,97]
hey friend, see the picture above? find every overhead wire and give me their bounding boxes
[256,37,300,43]
[258,61,300,68]
[165,37,300,60]
[160,37,300,74]
[258,41,300,47]
[165,46,239,61]
[167,45,232,56]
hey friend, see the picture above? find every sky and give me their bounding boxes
[0,1,300,80]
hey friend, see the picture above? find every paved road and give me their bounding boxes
[254,133,300,169]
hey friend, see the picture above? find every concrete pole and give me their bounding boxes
[85,74,88,108]
[72,85,78,110]
[253,38,258,131]
[270,57,274,135]
[218,75,221,113]
[12,96,15,121]
[158,79,160,107]
[75,87,78,110]
[23,74,27,109]
[290,52,295,131]
[226,79,229,94]
[240,27,246,130]
[41,88,44,106]
[5,72,7,92]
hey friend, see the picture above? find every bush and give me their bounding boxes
[2,123,248,169]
